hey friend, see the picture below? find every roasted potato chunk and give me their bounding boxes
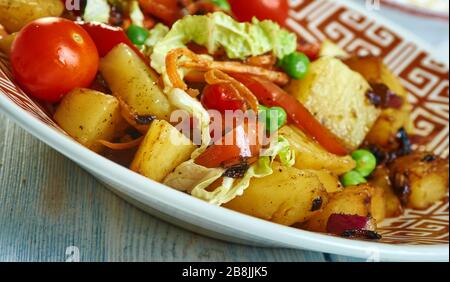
[131,120,196,182]
[0,0,64,33]
[343,56,407,97]
[54,88,123,153]
[343,56,414,149]
[279,125,355,175]
[369,166,403,218]
[224,163,328,226]
[367,185,386,224]
[303,185,373,232]
[100,44,172,124]
[286,57,380,150]
[388,152,449,209]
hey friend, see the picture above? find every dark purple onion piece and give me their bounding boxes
[326,214,371,235]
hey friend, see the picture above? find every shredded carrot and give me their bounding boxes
[205,70,259,112]
[98,136,144,150]
[166,48,204,91]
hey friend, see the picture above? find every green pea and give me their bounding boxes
[280,52,310,80]
[351,149,377,177]
[341,171,367,187]
[266,106,288,132]
[211,0,231,11]
[127,25,149,45]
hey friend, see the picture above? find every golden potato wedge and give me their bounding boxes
[304,169,343,193]
[369,166,403,218]
[100,44,172,123]
[0,32,15,55]
[303,185,372,232]
[131,120,196,182]
[389,152,449,209]
[0,0,64,33]
[279,125,355,175]
[224,163,328,226]
[286,57,380,150]
[54,88,123,153]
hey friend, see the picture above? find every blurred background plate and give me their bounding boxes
[380,0,449,20]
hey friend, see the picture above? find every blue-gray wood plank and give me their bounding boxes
[0,113,365,262]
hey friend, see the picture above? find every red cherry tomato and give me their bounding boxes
[139,0,182,26]
[201,83,246,113]
[195,120,262,168]
[10,17,99,103]
[228,0,289,26]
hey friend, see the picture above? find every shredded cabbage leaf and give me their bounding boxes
[84,0,111,23]
[145,24,170,49]
[164,135,295,205]
[150,12,297,74]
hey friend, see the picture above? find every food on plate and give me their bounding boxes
[286,57,381,151]
[1,0,448,241]
[388,152,449,209]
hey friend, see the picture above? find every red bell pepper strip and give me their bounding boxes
[77,22,148,63]
[232,74,349,156]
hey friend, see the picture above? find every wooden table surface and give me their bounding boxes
[0,113,364,262]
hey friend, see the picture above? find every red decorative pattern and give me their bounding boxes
[0,0,448,245]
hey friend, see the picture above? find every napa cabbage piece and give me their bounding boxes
[150,12,297,73]
[163,136,296,205]
[129,0,144,27]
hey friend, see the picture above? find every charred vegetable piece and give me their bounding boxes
[303,185,373,233]
[131,120,197,182]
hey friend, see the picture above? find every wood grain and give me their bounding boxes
[0,113,360,262]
